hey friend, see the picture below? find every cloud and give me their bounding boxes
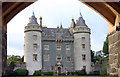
[7,46,24,57]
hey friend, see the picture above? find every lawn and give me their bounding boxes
[14,76,109,77]
[15,76,90,77]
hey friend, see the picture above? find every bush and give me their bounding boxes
[89,72,94,75]
[101,68,107,76]
[33,70,41,76]
[14,69,28,76]
[68,72,76,75]
[75,69,87,75]
[94,71,100,75]
[42,72,53,76]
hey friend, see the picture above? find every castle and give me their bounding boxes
[24,12,92,75]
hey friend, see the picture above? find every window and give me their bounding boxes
[66,57,71,62]
[56,54,62,61]
[82,54,86,60]
[44,45,49,50]
[83,66,86,70]
[33,54,37,61]
[44,54,49,61]
[33,35,37,40]
[33,44,37,50]
[66,44,71,50]
[56,45,61,50]
[82,44,85,48]
[66,51,71,54]
[51,66,54,70]
[65,67,68,71]
[43,67,45,71]
[82,37,85,40]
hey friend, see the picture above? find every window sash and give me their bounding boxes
[44,45,49,50]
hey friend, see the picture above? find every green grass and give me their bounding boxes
[13,76,109,77]
[15,76,90,77]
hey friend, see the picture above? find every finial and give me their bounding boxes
[60,21,63,29]
[60,24,63,29]
[32,11,35,16]
[79,9,82,18]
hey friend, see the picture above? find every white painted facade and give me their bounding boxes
[73,25,92,74]
[24,13,42,75]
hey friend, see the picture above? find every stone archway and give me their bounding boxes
[1,1,120,77]
[58,67,62,74]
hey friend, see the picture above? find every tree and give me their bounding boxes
[7,55,22,69]
[91,50,95,62]
[103,36,109,56]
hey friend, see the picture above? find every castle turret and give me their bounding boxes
[73,12,92,74]
[24,12,42,75]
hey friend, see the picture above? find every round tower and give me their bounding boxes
[24,12,42,75]
[73,13,92,74]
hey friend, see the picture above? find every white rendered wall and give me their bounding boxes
[24,31,42,75]
[73,26,92,74]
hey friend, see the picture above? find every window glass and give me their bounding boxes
[33,44,37,50]
[33,35,37,40]
[66,57,71,62]
[66,44,71,50]
[44,45,49,50]
[56,45,61,50]
[33,54,37,61]
[44,54,49,61]
[82,44,85,48]
[56,54,62,61]
[82,54,86,60]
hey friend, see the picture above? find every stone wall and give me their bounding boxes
[14,62,26,71]
[108,30,120,77]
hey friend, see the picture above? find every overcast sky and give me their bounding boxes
[7,0,108,57]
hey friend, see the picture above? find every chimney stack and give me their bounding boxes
[39,16,42,26]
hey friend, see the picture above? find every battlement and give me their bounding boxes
[24,24,42,33]
[73,26,91,34]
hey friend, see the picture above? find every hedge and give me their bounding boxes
[14,69,28,76]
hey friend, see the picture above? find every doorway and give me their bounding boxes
[58,67,62,74]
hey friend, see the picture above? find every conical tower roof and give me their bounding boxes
[76,12,86,26]
[28,11,38,24]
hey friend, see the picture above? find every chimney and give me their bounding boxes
[39,16,42,26]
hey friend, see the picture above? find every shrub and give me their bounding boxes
[33,70,41,76]
[68,72,76,75]
[94,71,100,75]
[42,72,53,76]
[101,68,107,76]
[14,69,28,76]
[89,72,94,75]
[75,69,87,75]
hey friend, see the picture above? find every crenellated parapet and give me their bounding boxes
[24,24,42,33]
[73,26,91,34]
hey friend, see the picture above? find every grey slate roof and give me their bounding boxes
[76,12,87,26]
[42,27,73,37]
[28,12,38,24]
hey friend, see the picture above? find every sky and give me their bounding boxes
[7,0,108,57]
